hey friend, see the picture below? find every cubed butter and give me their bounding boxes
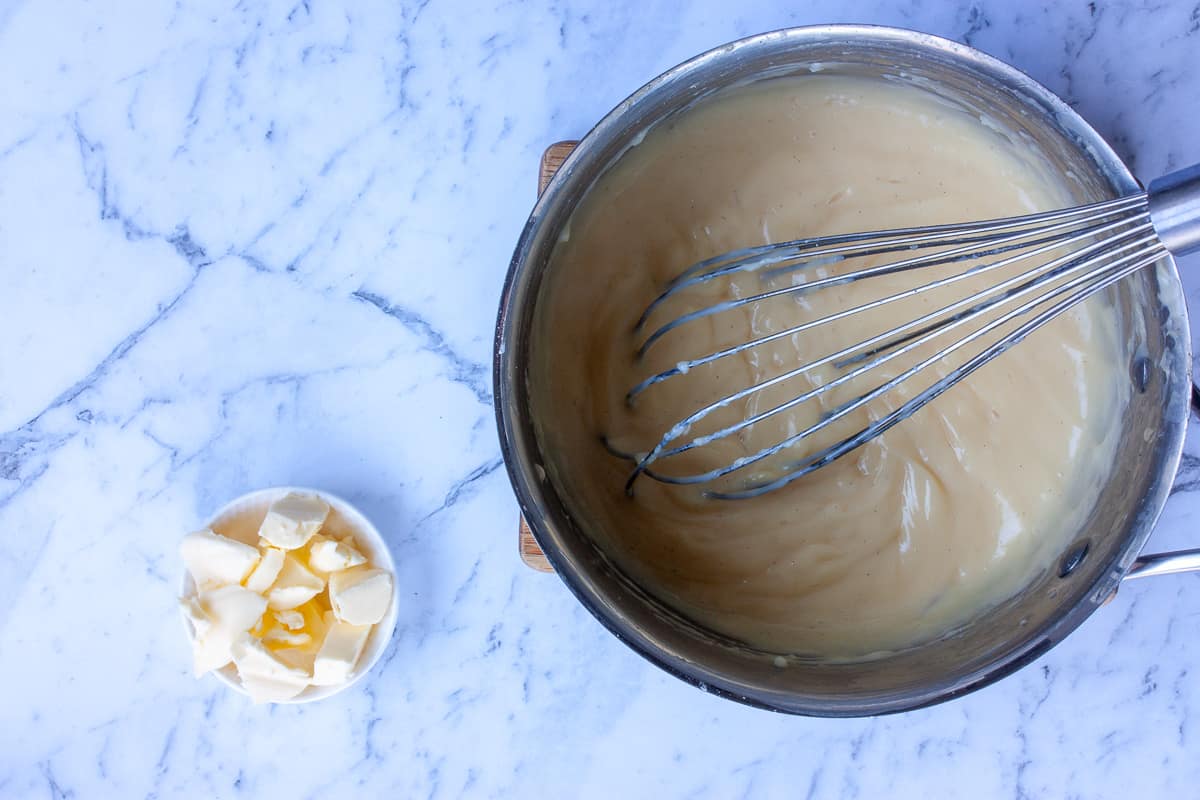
[266,554,325,610]
[201,585,269,631]
[328,567,393,625]
[180,596,212,639]
[240,675,308,704]
[244,546,285,593]
[273,645,317,676]
[312,612,372,686]
[186,586,267,676]
[273,609,305,630]
[296,600,329,648]
[257,493,330,550]
[181,529,260,590]
[232,633,311,684]
[307,534,367,574]
[181,597,220,675]
[182,492,394,701]
[263,628,312,647]
[191,636,234,677]
[233,635,311,702]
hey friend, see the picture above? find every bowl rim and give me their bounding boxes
[179,486,400,704]
[493,23,1192,715]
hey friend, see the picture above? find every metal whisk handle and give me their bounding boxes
[1149,163,1200,256]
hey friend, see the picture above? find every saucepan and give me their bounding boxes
[493,25,1200,715]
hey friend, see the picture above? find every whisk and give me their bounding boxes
[616,164,1200,500]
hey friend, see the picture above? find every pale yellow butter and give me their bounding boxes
[181,494,394,701]
[328,567,393,625]
[312,612,371,686]
[257,493,330,550]
[244,546,285,593]
[307,534,367,574]
[266,554,325,611]
[185,586,267,676]
[181,529,260,590]
[231,634,311,704]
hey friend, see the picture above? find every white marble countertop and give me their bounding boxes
[2,1,1199,797]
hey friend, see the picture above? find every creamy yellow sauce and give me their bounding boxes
[531,76,1125,657]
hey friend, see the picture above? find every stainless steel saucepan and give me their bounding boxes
[494,25,1200,715]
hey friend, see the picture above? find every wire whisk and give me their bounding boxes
[612,164,1200,499]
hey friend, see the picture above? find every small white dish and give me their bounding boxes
[180,486,399,704]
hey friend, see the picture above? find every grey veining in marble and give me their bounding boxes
[1,1,1199,797]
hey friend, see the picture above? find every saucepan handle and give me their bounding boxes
[1123,385,1200,582]
[1124,548,1200,581]
[1148,163,1200,256]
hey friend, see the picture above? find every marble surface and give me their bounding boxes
[1,0,1199,797]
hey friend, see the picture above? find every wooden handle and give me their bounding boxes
[539,141,577,194]
[518,140,579,574]
[519,517,553,573]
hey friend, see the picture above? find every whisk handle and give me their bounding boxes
[1148,163,1200,256]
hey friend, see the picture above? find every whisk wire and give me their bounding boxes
[624,232,1163,493]
[612,161,1200,497]
[704,248,1167,499]
[617,190,1182,496]
[628,211,1154,401]
[634,195,1147,338]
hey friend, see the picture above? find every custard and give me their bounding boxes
[531,76,1124,656]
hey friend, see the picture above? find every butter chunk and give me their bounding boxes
[257,493,330,550]
[307,534,367,574]
[266,554,325,610]
[328,566,393,625]
[180,596,212,639]
[202,585,269,631]
[274,603,327,674]
[273,645,317,676]
[244,546,286,593]
[181,597,220,675]
[311,612,371,686]
[263,628,312,647]
[232,634,310,704]
[187,586,268,676]
[273,609,305,630]
[296,600,329,646]
[232,634,311,683]
[181,529,260,590]
[192,637,236,677]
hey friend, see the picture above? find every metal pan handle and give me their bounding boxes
[1124,548,1200,580]
[1148,162,1200,257]
[1123,387,1200,581]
